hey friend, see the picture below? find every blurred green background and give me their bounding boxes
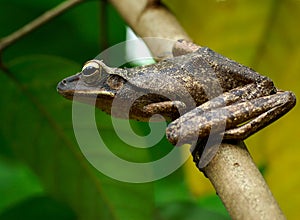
[0,0,299,219]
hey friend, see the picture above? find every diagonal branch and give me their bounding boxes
[109,0,191,59]
[108,0,286,219]
[0,0,85,52]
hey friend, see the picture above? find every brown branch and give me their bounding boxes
[203,141,285,219]
[0,0,85,52]
[109,0,191,59]
[109,0,286,219]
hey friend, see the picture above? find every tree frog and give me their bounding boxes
[57,40,296,150]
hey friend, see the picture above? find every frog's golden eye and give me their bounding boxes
[81,61,101,84]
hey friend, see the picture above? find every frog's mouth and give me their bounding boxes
[57,73,115,100]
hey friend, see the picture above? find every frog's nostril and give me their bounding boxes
[62,79,67,85]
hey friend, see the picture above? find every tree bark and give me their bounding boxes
[109,0,286,219]
[202,141,285,219]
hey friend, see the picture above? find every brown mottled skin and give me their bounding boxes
[57,41,296,147]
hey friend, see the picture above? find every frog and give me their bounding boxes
[57,40,296,161]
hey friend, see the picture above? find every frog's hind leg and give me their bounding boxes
[166,90,295,146]
[224,90,296,140]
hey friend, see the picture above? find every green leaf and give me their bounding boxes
[0,158,43,213]
[156,201,229,220]
[0,55,154,220]
[197,195,230,219]
[0,195,76,220]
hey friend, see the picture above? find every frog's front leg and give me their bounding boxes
[138,100,186,121]
[166,88,296,146]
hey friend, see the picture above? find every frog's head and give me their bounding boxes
[57,60,127,112]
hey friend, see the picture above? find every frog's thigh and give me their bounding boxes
[143,101,186,115]
[224,91,296,140]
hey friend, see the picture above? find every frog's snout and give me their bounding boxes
[57,73,81,92]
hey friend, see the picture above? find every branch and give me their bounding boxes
[0,0,85,52]
[109,0,191,59]
[201,141,285,219]
[109,0,286,219]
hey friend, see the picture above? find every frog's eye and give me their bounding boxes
[81,61,101,84]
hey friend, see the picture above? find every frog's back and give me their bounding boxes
[124,52,225,104]
[123,48,264,105]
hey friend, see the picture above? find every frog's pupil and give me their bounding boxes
[83,66,97,76]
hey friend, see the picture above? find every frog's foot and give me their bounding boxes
[223,91,296,139]
[166,91,296,146]
[172,39,201,56]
